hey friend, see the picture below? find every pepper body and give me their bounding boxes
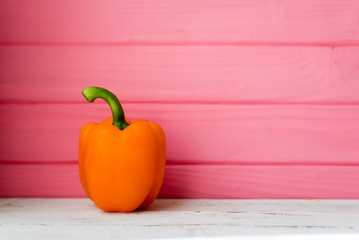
[79,87,166,212]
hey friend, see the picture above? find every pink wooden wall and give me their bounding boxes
[1,0,359,198]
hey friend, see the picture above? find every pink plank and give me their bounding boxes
[1,103,359,164]
[1,0,358,44]
[1,163,359,199]
[1,46,359,103]
[0,163,84,198]
[160,165,359,199]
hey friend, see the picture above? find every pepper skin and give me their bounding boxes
[79,87,166,212]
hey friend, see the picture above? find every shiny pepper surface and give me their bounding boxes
[79,87,166,212]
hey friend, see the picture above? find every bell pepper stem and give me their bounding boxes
[82,87,130,130]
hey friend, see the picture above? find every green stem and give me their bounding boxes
[82,87,130,130]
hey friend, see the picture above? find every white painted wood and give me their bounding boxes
[0,199,359,239]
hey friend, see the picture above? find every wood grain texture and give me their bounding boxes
[1,103,359,164]
[1,0,359,44]
[1,46,359,103]
[1,163,359,198]
[1,199,359,239]
[1,0,358,200]
[161,165,359,199]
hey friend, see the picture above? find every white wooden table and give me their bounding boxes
[1,199,359,239]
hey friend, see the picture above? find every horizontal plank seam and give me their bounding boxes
[2,101,359,106]
[1,160,359,167]
[1,42,359,47]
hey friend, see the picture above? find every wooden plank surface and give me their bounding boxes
[1,46,359,103]
[1,103,359,164]
[1,163,359,198]
[1,0,359,201]
[1,0,359,44]
[1,199,359,239]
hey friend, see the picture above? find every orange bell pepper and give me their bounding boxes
[79,87,166,212]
